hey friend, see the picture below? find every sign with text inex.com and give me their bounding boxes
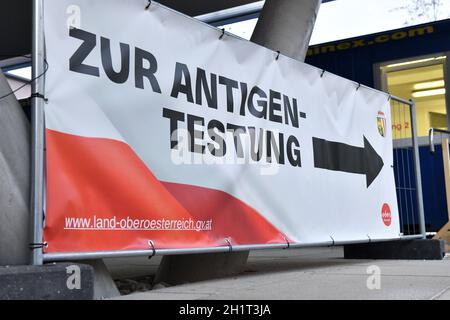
[43,0,399,253]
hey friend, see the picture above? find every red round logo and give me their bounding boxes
[381,203,391,226]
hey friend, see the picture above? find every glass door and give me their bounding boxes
[376,54,448,139]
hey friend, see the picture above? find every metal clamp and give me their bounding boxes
[429,128,450,154]
[367,234,371,243]
[320,69,326,78]
[275,50,281,60]
[224,238,233,252]
[145,0,151,10]
[147,240,156,257]
[429,128,435,154]
[356,83,361,91]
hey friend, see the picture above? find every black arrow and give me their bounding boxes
[312,136,384,187]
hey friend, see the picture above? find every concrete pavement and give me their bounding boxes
[106,247,450,300]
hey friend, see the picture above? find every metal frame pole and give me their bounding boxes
[30,0,45,265]
[42,235,423,262]
[409,99,426,238]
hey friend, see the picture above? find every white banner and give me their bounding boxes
[42,0,399,253]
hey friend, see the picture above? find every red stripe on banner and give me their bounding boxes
[44,129,287,253]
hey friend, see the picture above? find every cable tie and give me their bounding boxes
[219,28,225,39]
[29,242,48,250]
[147,240,156,257]
[224,238,233,252]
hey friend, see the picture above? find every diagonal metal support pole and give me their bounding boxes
[251,0,321,61]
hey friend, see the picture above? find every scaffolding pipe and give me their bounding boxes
[30,0,45,265]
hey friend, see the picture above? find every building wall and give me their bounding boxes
[306,20,450,88]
